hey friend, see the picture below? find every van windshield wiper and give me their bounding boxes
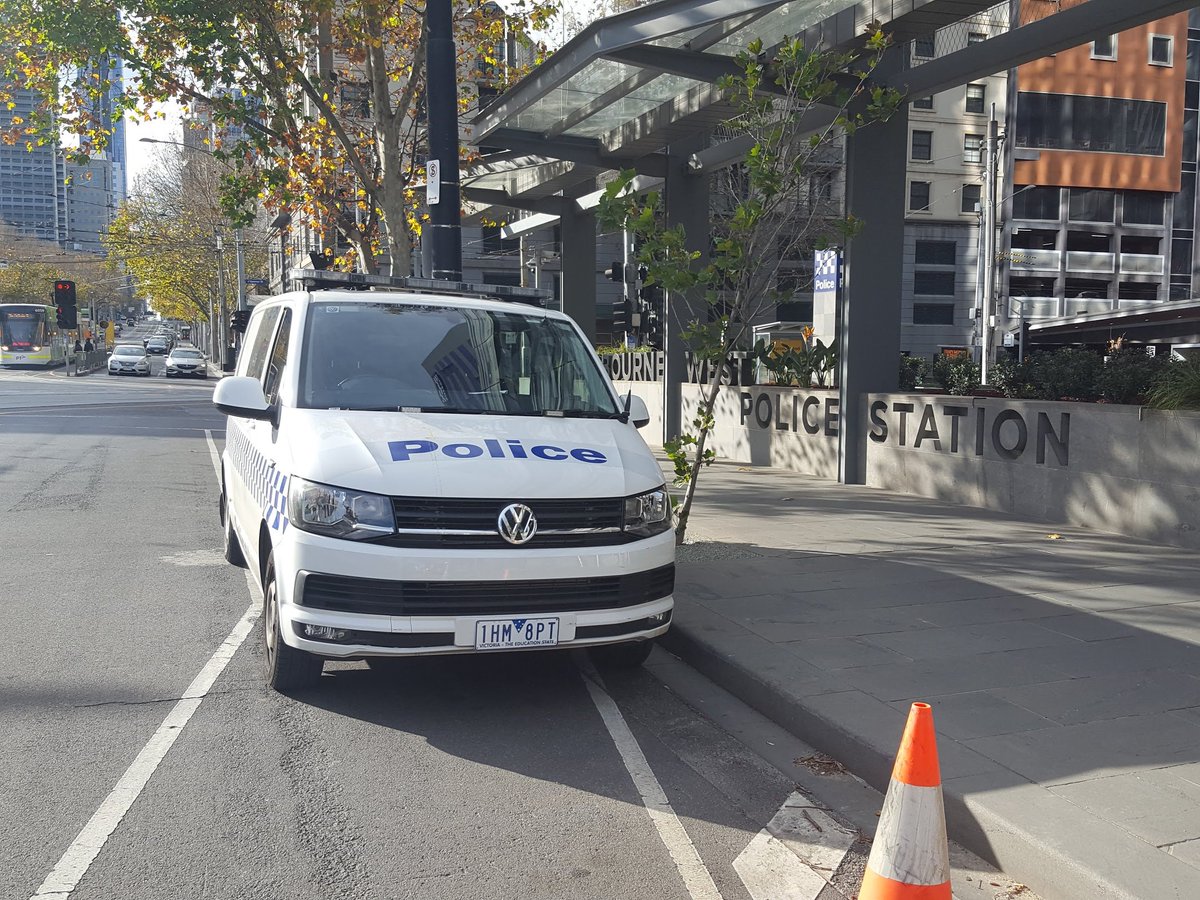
[543,409,624,419]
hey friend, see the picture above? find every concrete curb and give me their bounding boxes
[661,607,1200,900]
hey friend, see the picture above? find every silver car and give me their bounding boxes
[164,346,208,378]
[108,344,151,377]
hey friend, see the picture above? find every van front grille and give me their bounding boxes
[299,565,675,616]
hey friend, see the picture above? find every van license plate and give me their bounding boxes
[475,617,559,650]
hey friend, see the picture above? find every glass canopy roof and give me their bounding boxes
[479,0,853,146]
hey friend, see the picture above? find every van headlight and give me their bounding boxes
[288,477,395,540]
[624,487,672,538]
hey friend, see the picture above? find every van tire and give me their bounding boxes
[263,554,323,692]
[221,487,247,568]
[589,639,654,669]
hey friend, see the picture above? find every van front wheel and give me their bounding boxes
[263,555,323,692]
[589,640,654,669]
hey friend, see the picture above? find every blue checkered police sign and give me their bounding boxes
[813,250,840,295]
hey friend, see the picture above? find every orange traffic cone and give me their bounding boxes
[858,702,951,899]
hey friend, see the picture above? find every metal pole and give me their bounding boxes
[981,106,999,385]
[234,227,246,365]
[1018,300,1027,362]
[426,0,462,281]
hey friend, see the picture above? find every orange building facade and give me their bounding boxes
[1002,6,1198,319]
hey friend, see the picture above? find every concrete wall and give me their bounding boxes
[865,394,1200,550]
[684,386,840,479]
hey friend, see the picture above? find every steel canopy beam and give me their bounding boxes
[458,188,567,216]
[482,128,669,177]
[889,0,1199,100]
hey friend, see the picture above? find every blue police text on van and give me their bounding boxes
[388,438,609,464]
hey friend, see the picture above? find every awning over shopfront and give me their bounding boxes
[1029,299,1200,346]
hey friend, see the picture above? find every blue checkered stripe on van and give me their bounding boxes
[228,426,290,533]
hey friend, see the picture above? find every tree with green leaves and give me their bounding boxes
[103,146,268,331]
[598,31,901,544]
[1,0,554,274]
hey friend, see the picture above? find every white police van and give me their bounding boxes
[214,273,673,691]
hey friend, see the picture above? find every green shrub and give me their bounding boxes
[1096,348,1169,405]
[1021,348,1102,401]
[898,354,927,391]
[991,353,1033,398]
[930,352,980,395]
[1147,356,1200,410]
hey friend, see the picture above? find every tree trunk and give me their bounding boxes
[672,371,725,545]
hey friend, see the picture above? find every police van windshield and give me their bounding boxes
[298,301,621,417]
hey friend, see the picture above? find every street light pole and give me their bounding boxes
[426,0,462,281]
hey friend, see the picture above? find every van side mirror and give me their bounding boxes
[213,375,274,421]
[628,395,651,429]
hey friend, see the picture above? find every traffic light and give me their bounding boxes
[612,298,632,334]
[604,261,624,282]
[231,309,252,333]
[54,280,77,329]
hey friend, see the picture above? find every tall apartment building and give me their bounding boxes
[64,57,128,255]
[902,16,1008,358]
[0,83,66,243]
[1000,5,1192,332]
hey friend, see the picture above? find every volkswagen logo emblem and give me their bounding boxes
[497,503,537,545]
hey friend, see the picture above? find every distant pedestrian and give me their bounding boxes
[73,339,83,353]
[83,337,94,352]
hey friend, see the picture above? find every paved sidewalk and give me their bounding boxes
[661,459,1200,900]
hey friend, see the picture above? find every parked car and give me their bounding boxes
[108,344,151,376]
[164,347,207,378]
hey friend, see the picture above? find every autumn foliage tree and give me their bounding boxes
[1,0,554,274]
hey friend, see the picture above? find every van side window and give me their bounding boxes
[262,310,293,406]
[241,307,281,382]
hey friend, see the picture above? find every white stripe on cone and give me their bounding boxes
[865,779,951,886]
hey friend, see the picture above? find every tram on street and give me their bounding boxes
[0,303,68,367]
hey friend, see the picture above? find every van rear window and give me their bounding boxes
[298,302,619,417]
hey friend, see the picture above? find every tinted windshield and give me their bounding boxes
[114,346,144,356]
[299,301,619,416]
[0,307,48,348]
[173,350,203,358]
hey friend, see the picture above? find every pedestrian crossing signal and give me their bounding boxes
[53,280,77,328]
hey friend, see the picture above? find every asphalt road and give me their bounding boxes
[0,355,832,900]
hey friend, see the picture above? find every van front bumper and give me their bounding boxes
[273,527,675,658]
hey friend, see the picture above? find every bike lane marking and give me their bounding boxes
[27,431,259,899]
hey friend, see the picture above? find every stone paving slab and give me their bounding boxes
[661,459,1200,900]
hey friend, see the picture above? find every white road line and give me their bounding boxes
[579,662,723,900]
[205,429,222,481]
[733,791,857,900]
[28,429,259,900]
[29,597,260,900]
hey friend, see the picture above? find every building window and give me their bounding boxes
[1015,92,1166,156]
[1068,189,1116,223]
[966,84,986,114]
[912,95,934,110]
[961,183,981,214]
[1150,35,1174,66]
[909,181,931,212]
[915,240,956,265]
[1092,34,1117,60]
[913,303,955,325]
[963,134,984,164]
[481,224,519,256]
[1013,185,1061,221]
[914,36,934,58]
[914,271,956,295]
[1123,191,1165,225]
[911,130,932,161]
